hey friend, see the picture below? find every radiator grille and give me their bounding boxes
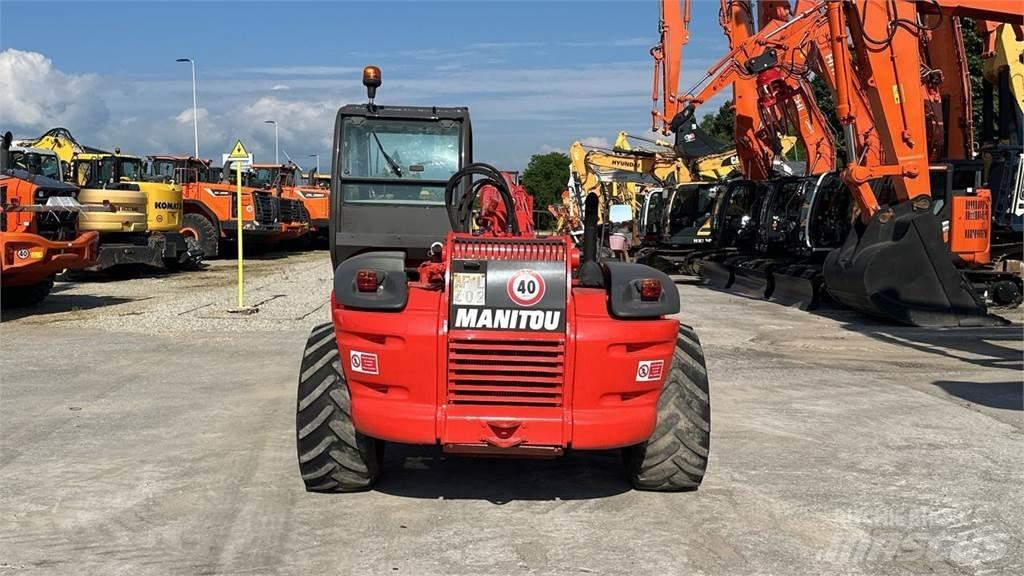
[253,194,277,225]
[279,198,306,223]
[447,337,565,406]
[451,237,566,261]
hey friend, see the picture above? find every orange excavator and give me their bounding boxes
[820,0,1023,326]
[654,0,837,178]
[653,0,778,179]
[651,0,1022,326]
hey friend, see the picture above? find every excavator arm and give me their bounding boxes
[652,0,778,180]
[650,0,690,133]
[679,0,837,176]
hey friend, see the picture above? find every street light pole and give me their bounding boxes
[264,120,279,164]
[309,154,320,174]
[176,58,199,158]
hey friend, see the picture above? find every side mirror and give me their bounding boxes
[609,204,632,224]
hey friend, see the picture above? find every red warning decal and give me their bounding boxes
[507,269,545,307]
[349,350,379,375]
[636,360,665,382]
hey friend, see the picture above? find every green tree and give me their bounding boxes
[961,17,988,146]
[698,100,735,143]
[810,76,840,135]
[521,151,570,210]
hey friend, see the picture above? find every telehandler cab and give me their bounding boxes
[296,67,711,493]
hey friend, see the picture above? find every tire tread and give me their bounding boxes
[296,322,380,492]
[625,323,711,491]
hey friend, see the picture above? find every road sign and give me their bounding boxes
[228,139,249,159]
[223,140,253,167]
[225,138,255,313]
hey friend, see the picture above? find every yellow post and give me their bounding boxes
[235,162,244,309]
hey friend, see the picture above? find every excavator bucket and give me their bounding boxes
[769,265,823,310]
[698,253,735,289]
[730,260,773,300]
[670,107,730,160]
[823,202,997,327]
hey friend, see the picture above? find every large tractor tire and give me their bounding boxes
[181,213,219,259]
[624,323,711,491]
[1,276,54,308]
[296,322,382,492]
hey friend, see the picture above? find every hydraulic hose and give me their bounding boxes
[444,162,521,236]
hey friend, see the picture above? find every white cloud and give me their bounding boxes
[271,84,291,91]
[578,136,611,148]
[236,96,341,160]
[175,107,209,125]
[0,49,109,136]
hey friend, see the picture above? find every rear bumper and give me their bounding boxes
[1,231,99,287]
[277,224,309,240]
[221,220,280,236]
[332,289,679,452]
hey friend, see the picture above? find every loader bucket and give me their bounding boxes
[769,266,822,310]
[731,262,773,299]
[822,201,996,327]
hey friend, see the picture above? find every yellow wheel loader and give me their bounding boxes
[18,128,200,270]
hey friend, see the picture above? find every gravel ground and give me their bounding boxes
[1,251,334,334]
[1,250,1021,576]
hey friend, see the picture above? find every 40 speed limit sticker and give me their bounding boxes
[506,269,545,307]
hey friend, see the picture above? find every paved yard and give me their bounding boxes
[1,251,1021,575]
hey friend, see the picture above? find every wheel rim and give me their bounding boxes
[180,227,200,251]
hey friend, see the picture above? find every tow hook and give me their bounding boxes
[482,421,524,448]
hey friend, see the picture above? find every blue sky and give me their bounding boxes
[0,1,731,171]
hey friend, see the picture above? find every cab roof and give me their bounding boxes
[148,155,212,166]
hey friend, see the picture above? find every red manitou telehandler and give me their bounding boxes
[296,67,711,492]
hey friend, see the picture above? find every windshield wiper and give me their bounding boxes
[370,132,402,178]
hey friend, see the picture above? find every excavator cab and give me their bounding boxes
[711,180,766,250]
[661,182,721,247]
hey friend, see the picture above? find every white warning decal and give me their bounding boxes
[636,360,665,382]
[349,350,379,375]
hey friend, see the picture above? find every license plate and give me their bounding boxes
[452,273,486,306]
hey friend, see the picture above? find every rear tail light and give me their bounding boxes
[640,278,662,301]
[356,270,379,292]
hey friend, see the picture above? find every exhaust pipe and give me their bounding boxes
[578,192,603,287]
[0,131,11,173]
[581,192,599,264]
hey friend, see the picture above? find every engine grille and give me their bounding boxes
[252,193,278,226]
[279,198,306,223]
[447,337,565,407]
[451,237,566,261]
